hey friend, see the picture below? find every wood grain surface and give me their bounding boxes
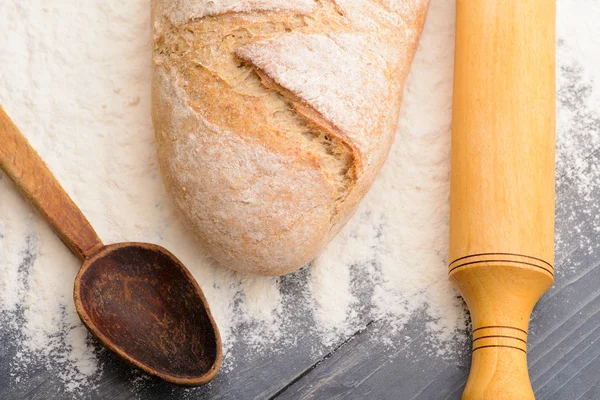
[1,148,599,399]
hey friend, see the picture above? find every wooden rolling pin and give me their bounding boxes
[449,1,555,399]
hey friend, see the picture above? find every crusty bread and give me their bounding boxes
[152,0,429,276]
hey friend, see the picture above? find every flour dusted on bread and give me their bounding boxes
[157,0,316,24]
[236,33,390,166]
[152,0,429,275]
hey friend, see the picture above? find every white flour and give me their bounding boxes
[0,0,595,395]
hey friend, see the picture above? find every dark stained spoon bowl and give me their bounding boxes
[76,243,221,385]
[0,106,221,386]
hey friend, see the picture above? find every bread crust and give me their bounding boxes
[152,0,429,275]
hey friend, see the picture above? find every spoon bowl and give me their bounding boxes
[0,106,222,385]
[75,243,221,385]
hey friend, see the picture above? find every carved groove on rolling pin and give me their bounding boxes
[448,253,554,276]
[472,345,527,354]
[473,325,527,335]
[471,326,528,353]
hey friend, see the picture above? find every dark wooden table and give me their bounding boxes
[2,3,600,400]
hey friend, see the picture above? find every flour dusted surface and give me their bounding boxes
[0,0,462,393]
[1,0,596,397]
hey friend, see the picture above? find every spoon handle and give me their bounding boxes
[0,106,103,260]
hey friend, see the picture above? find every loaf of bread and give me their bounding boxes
[152,0,429,275]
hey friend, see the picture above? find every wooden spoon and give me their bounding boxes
[0,106,222,386]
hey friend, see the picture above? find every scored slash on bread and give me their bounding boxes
[236,33,389,168]
[152,0,429,275]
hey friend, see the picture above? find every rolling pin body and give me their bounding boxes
[449,1,556,399]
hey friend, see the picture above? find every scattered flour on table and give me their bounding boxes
[0,0,597,395]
